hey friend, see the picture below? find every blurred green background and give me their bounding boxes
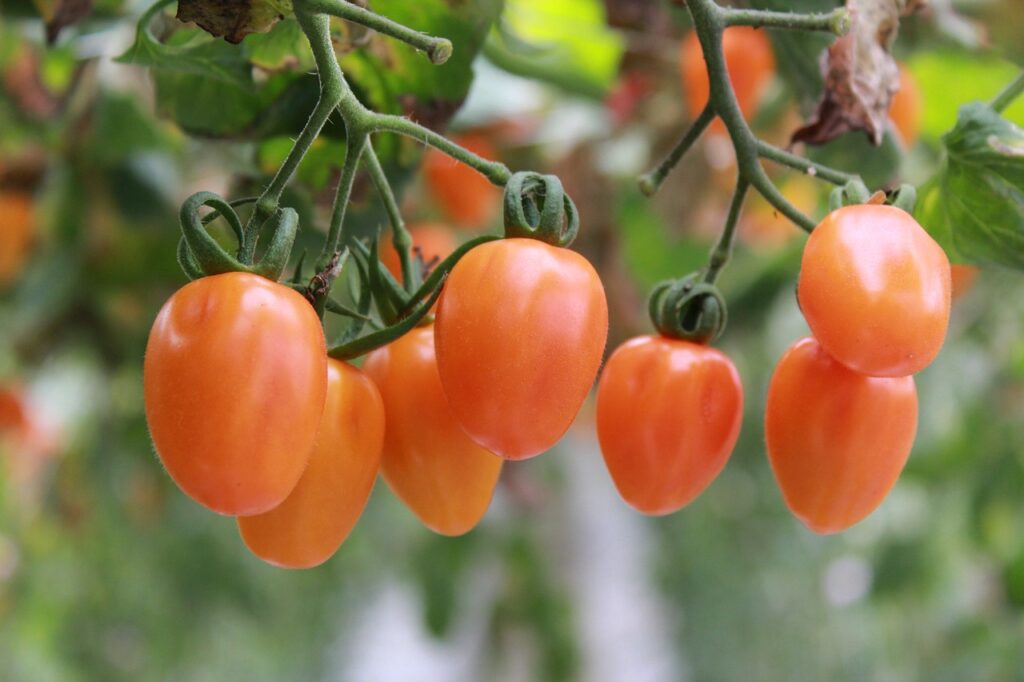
[1,0,1023,680]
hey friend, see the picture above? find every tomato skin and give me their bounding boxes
[144,272,327,516]
[889,66,922,147]
[435,238,608,460]
[0,190,33,286]
[423,133,500,230]
[380,223,457,280]
[238,359,384,568]
[364,327,501,536]
[766,337,918,534]
[680,26,775,130]
[798,205,951,377]
[596,336,743,515]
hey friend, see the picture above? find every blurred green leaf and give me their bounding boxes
[916,103,1024,268]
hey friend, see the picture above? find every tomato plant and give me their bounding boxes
[364,326,501,536]
[144,272,327,516]
[765,336,918,534]
[596,336,743,515]
[238,359,384,569]
[435,238,608,460]
[423,133,501,230]
[380,223,457,280]
[798,204,951,377]
[890,66,923,147]
[680,25,775,133]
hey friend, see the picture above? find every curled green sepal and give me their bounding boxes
[350,238,409,324]
[648,273,728,345]
[400,235,501,316]
[327,282,445,360]
[889,184,917,214]
[828,179,872,211]
[503,171,579,247]
[179,191,297,281]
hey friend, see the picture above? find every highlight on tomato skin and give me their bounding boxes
[798,204,952,378]
[596,335,743,516]
[765,336,918,535]
[423,133,501,231]
[679,25,776,133]
[143,272,328,517]
[363,326,502,537]
[434,238,609,461]
[238,359,385,569]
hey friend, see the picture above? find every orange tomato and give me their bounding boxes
[798,205,951,377]
[364,326,501,536]
[765,336,918,534]
[0,190,33,286]
[238,359,384,568]
[889,66,922,147]
[435,238,608,460]
[680,26,775,132]
[379,223,457,281]
[144,272,327,516]
[596,336,743,515]
[423,133,501,230]
[950,264,978,300]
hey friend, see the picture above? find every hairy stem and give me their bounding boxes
[318,134,367,271]
[363,142,415,292]
[721,6,850,35]
[706,179,749,283]
[302,0,453,64]
[756,140,857,186]
[639,103,716,196]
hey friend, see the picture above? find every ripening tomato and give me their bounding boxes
[238,359,384,568]
[950,264,978,300]
[435,238,608,460]
[889,66,922,147]
[798,205,951,377]
[144,272,327,516]
[596,336,743,515]
[680,26,775,131]
[380,223,457,281]
[423,133,500,230]
[765,336,918,534]
[0,190,34,286]
[364,326,501,536]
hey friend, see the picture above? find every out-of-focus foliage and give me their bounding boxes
[1,0,1024,680]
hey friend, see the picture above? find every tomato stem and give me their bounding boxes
[721,7,850,35]
[363,143,416,293]
[706,179,748,284]
[755,141,857,186]
[991,71,1024,114]
[638,103,715,197]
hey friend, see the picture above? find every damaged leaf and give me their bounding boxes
[792,0,924,146]
[176,0,293,44]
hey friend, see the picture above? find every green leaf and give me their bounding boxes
[915,102,1024,269]
[483,0,623,98]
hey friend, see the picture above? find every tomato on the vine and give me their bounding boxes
[765,336,918,534]
[435,238,608,460]
[380,223,457,280]
[0,190,34,286]
[423,133,500,230]
[798,204,951,377]
[144,272,327,516]
[889,65,922,147]
[364,326,501,536]
[680,26,775,130]
[238,359,384,569]
[951,264,978,300]
[596,336,743,515]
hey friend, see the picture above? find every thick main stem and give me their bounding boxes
[318,134,367,271]
[991,71,1024,114]
[721,6,850,34]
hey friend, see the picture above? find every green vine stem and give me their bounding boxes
[991,71,1024,114]
[637,0,863,301]
[363,143,415,292]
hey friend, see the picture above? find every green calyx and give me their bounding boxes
[503,171,580,247]
[648,273,728,344]
[177,191,298,282]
